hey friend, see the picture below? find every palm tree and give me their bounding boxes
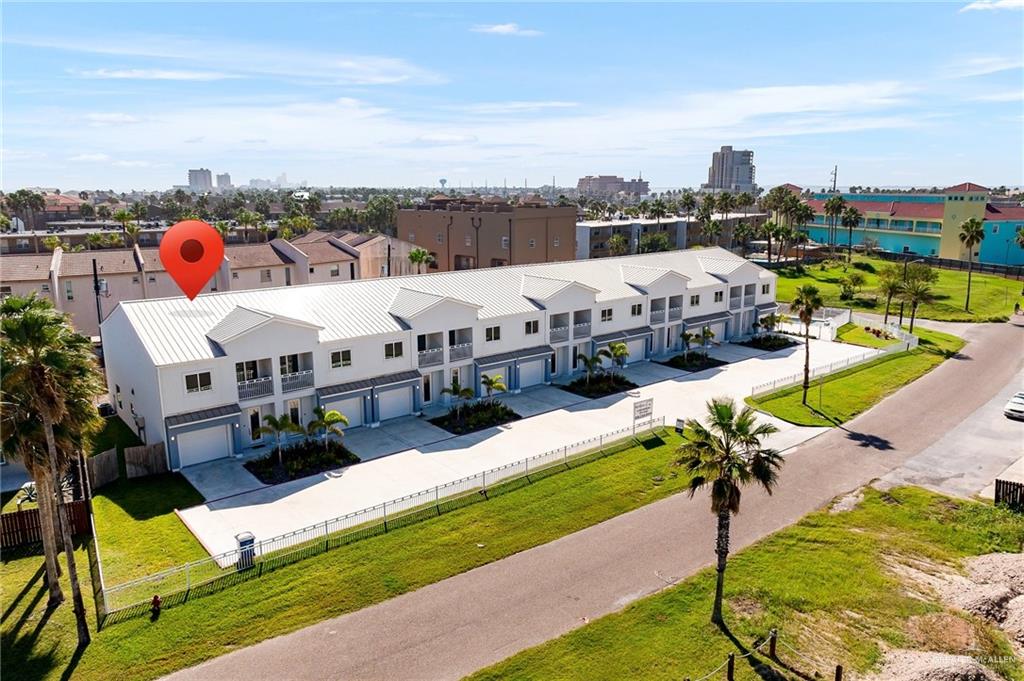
[256,222,271,243]
[305,406,348,452]
[607,233,629,256]
[257,414,302,466]
[823,195,846,258]
[900,277,934,333]
[792,285,823,405]
[758,313,781,336]
[85,233,104,251]
[679,191,697,230]
[760,220,778,263]
[716,192,735,220]
[124,223,141,248]
[576,350,611,385]
[700,325,716,354]
[877,264,904,324]
[1016,225,1024,251]
[736,192,753,217]
[1,294,103,644]
[408,247,432,274]
[607,341,630,372]
[841,206,862,263]
[112,208,135,244]
[213,220,232,241]
[132,201,148,225]
[675,398,782,625]
[440,377,475,418]
[649,198,668,230]
[958,218,985,312]
[701,220,723,248]
[680,330,697,361]
[480,373,507,400]
[42,236,64,252]
[236,209,260,243]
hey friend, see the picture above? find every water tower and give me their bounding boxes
[439,178,447,190]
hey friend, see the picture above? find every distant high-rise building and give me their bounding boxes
[216,173,232,190]
[188,168,213,193]
[576,174,649,198]
[701,146,756,194]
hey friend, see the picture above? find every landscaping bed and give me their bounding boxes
[656,353,729,372]
[244,440,360,484]
[429,400,521,435]
[735,334,799,351]
[560,372,638,398]
[835,322,900,348]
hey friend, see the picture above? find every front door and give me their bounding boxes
[248,408,262,442]
[423,374,432,403]
[550,351,557,375]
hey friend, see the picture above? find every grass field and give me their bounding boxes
[2,430,702,681]
[469,487,1024,681]
[747,327,964,427]
[773,256,1021,322]
[835,322,901,348]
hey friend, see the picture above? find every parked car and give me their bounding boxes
[1004,392,1024,421]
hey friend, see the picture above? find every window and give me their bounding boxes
[601,308,613,322]
[185,371,212,393]
[408,232,416,242]
[232,272,239,279]
[350,263,356,279]
[131,276,139,284]
[528,239,536,248]
[436,232,444,244]
[384,341,403,359]
[331,349,352,368]
[260,269,272,283]
[330,265,340,277]
[501,236,509,250]
[690,294,700,306]
[631,303,642,317]
[465,235,472,247]
[309,267,315,274]
[485,325,501,342]
[554,237,560,247]
[761,283,770,295]
[0,286,11,299]
[287,399,300,424]
[98,279,108,296]
[41,283,50,293]
[714,291,723,303]
[280,354,299,374]
[64,281,74,300]
[236,360,258,382]
[525,320,539,335]
[148,275,156,283]
[992,225,999,235]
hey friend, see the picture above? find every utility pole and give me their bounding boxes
[92,258,103,328]
[830,165,838,193]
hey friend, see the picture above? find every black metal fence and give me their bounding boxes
[867,251,1023,281]
[994,479,1024,512]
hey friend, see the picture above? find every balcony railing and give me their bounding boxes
[729,297,742,311]
[281,369,314,393]
[668,306,682,321]
[572,322,591,339]
[418,347,444,367]
[237,376,273,401]
[449,342,473,361]
[650,309,665,324]
[743,295,755,307]
[549,326,569,343]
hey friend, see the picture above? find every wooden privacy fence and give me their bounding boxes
[125,443,167,479]
[87,448,119,490]
[995,479,1024,512]
[1,500,90,549]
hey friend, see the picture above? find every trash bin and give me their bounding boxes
[236,531,255,571]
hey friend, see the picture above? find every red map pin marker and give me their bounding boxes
[159,220,225,300]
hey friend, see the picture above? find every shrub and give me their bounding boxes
[244,439,360,485]
[561,372,638,398]
[430,400,521,435]
[853,261,876,274]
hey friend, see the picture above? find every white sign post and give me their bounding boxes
[633,397,654,435]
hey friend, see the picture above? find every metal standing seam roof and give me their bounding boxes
[166,403,241,428]
[114,248,771,367]
[389,288,482,319]
[205,306,323,346]
[316,369,423,399]
[681,311,733,327]
[755,302,780,313]
[475,345,555,367]
[592,326,654,344]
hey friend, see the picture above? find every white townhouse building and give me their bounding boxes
[100,248,778,470]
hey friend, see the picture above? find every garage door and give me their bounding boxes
[519,359,545,388]
[325,397,363,429]
[177,425,232,467]
[378,387,413,421]
[625,338,647,364]
[709,322,726,343]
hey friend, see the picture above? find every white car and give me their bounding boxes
[1005,392,1024,421]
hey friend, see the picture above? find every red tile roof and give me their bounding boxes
[945,182,989,193]
[139,249,167,272]
[298,242,356,265]
[805,199,946,220]
[224,244,293,268]
[0,254,55,282]
[985,204,1024,220]
[59,249,141,277]
[779,183,803,194]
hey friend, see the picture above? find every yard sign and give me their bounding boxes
[633,397,654,434]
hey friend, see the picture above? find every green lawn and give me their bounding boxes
[774,255,1021,322]
[3,431,701,681]
[747,327,965,427]
[835,322,901,348]
[89,417,142,458]
[469,487,1024,681]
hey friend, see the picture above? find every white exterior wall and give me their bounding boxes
[101,306,163,444]
[228,264,293,291]
[61,272,144,337]
[307,261,357,284]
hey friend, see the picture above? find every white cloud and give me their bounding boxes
[945,55,1024,78]
[960,0,1023,11]
[69,153,111,162]
[410,133,479,146]
[85,113,142,126]
[971,91,1024,101]
[9,33,445,86]
[112,160,151,167]
[457,101,578,115]
[471,23,542,37]
[72,68,237,81]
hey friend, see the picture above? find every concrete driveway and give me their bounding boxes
[177,338,871,557]
[181,458,266,502]
[342,416,452,462]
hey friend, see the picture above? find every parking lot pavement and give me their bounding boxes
[177,338,872,557]
[343,416,453,462]
[880,369,1024,498]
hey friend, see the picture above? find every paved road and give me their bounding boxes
[167,320,1023,681]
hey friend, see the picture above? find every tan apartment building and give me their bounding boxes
[576,212,768,259]
[397,194,576,271]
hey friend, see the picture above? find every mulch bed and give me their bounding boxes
[559,373,639,399]
[656,354,729,372]
[429,400,521,435]
[244,440,360,485]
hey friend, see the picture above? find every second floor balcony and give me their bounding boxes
[449,342,473,362]
[743,295,755,307]
[281,369,314,393]
[418,347,444,367]
[573,322,591,339]
[237,375,273,401]
[650,308,665,324]
[668,306,682,322]
[549,325,569,343]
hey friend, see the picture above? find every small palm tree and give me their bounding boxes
[408,247,432,274]
[441,377,475,418]
[841,206,862,263]
[758,313,780,336]
[877,264,904,324]
[305,406,349,452]
[576,350,611,385]
[113,208,135,244]
[257,414,302,466]
[480,373,507,400]
[676,398,782,625]
[607,233,629,256]
[607,341,630,372]
[900,277,934,333]
[681,331,697,361]
[213,220,231,241]
[792,284,823,405]
[700,325,716,354]
[85,233,104,250]
[958,217,985,312]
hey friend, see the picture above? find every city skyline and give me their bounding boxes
[3,2,1023,191]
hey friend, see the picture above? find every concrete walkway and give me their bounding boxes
[166,320,1023,681]
[177,339,866,556]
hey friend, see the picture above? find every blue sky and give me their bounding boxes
[3,1,1022,192]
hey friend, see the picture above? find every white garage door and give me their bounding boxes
[177,425,232,467]
[325,397,363,429]
[519,359,545,388]
[378,387,413,421]
[626,338,647,363]
[709,322,726,343]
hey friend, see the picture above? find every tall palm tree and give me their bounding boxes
[480,373,507,400]
[792,284,823,405]
[877,264,904,324]
[676,398,782,625]
[257,414,302,466]
[736,192,753,217]
[900,277,934,333]
[679,191,697,230]
[112,208,135,245]
[124,223,141,248]
[235,208,260,243]
[132,201,148,225]
[716,192,735,221]
[958,217,985,312]
[408,247,432,274]
[760,220,778,263]
[1,294,103,645]
[305,406,348,452]
[823,195,846,257]
[841,206,863,263]
[733,222,755,257]
[649,198,668,230]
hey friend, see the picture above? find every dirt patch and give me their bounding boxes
[966,554,1024,594]
[867,650,1002,681]
[830,488,864,513]
[906,613,977,652]
[1002,595,1024,645]
[728,596,764,617]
